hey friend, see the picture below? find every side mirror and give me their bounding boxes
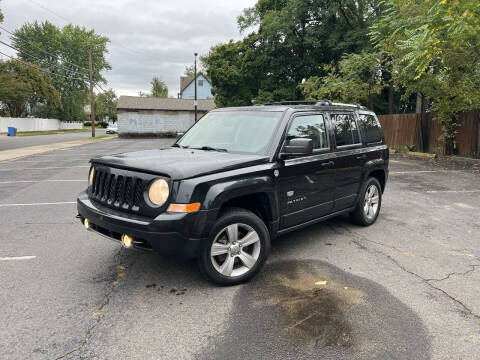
[176,132,184,141]
[280,138,313,158]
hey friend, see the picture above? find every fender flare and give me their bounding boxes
[204,175,278,220]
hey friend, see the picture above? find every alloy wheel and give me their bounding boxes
[210,223,261,277]
[364,184,380,220]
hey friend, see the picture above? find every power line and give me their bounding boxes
[27,0,71,24]
[26,0,152,56]
[0,50,98,88]
[0,40,89,82]
[0,25,91,76]
[0,50,51,74]
[1,26,108,91]
[0,40,89,81]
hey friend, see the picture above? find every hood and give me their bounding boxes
[91,147,269,180]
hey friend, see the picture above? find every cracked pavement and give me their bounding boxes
[0,138,479,359]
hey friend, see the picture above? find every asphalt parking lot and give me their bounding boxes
[1,138,479,360]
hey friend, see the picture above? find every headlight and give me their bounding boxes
[148,178,169,206]
[89,167,95,186]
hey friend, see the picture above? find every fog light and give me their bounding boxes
[121,234,134,248]
[84,218,90,229]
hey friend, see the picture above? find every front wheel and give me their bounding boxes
[350,177,382,226]
[198,208,270,286]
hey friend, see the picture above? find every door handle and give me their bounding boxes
[356,155,367,160]
[321,161,334,167]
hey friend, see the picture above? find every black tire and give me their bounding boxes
[350,177,382,226]
[197,207,270,286]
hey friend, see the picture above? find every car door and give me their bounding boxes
[329,111,366,211]
[276,112,336,230]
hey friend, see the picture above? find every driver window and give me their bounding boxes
[286,114,328,150]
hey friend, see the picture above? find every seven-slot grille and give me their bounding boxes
[90,168,144,211]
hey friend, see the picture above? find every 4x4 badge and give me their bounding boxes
[274,169,279,177]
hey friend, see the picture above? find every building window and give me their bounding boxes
[198,79,203,87]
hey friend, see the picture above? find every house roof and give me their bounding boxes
[180,76,193,93]
[180,73,211,94]
[117,96,216,111]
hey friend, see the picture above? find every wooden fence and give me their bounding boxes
[377,110,480,157]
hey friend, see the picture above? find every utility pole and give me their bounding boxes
[88,48,96,137]
[194,52,198,122]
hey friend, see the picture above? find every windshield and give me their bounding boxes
[177,111,283,154]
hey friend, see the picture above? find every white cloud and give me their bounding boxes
[0,0,256,96]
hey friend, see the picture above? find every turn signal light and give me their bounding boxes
[84,218,90,229]
[167,203,201,213]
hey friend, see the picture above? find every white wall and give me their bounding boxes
[0,117,82,132]
[117,110,206,134]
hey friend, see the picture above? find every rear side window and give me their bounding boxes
[358,114,383,145]
[331,114,361,147]
[286,114,328,150]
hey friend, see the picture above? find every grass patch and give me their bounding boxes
[16,128,90,136]
[91,134,117,139]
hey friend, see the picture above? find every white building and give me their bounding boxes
[117,96,215,136]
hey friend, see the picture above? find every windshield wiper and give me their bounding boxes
[194,146,228,152]
[172,144,189,148]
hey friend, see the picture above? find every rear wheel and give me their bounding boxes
[198,208,270,286]
[350,177,382,226]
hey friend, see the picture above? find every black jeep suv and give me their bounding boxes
[77,100,388,285]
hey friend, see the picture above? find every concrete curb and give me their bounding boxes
[405,151,438,160]
[439,155,480,165]
[0,137,115,162]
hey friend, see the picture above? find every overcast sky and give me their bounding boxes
[0,0,256,97]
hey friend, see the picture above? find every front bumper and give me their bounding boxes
[77,191,216,258]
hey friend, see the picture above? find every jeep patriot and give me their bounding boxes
[77,100,388,285]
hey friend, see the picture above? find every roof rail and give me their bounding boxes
[258,99,367,110]
[330,102,367,110]
[261,100,318,106]
[316,99,332,106]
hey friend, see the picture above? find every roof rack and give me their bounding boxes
[261,100,318,106]
[329,102,366,110]
[258,99,366,110]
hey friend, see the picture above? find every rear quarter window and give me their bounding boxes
[331,113,361,147]
[358,114,383,145]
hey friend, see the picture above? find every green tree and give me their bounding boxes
[95,89,117,122]
[204,0,385,106]
[149,77,168,98]
[12,21,111,121]
[0,59,61,117]
[371,0,480,153]
[202,35,264,107]
[184,65,195,77]
[302,51,385,109]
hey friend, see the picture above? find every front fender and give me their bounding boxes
[203,176,274,209]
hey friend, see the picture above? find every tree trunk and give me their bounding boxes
[388,82,394,114]
[367,94,373,110]
[415,93,423,114]
[8,103,25,118]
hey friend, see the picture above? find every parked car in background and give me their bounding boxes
[77,100,389,285]
[106,124,118,134]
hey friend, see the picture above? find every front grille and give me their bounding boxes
[91,168,144,211]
